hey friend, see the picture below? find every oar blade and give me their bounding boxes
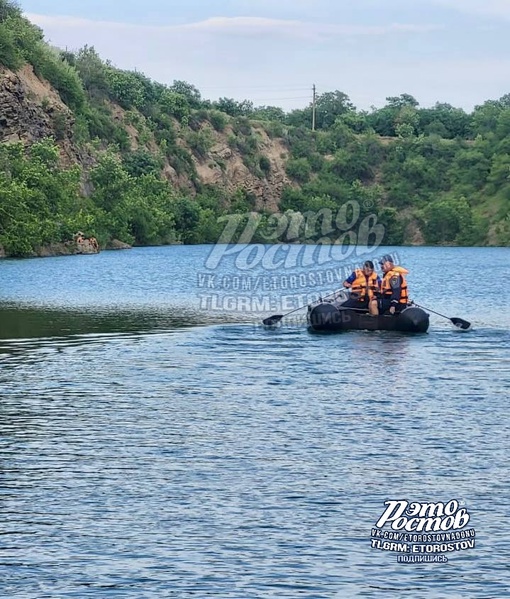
[451,317,471,331]
[262,314,283,326]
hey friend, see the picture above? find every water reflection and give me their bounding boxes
[0,304,219,342]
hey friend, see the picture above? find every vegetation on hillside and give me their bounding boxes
[0,0,509,256]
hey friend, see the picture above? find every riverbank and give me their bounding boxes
[0,239,132,259]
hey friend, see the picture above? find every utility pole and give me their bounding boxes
[312,84,317,131]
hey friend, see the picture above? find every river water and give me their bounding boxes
[0,245,509,598]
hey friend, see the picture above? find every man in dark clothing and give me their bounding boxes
[376,255,409,315]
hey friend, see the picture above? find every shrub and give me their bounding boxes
[263,120,286,139]
[286,158,312,183]
[52,111,68,140]
[232,116,252,136]
[0,22,22,70]
[123,149,162,177]
[259,155,271,174]
[209,110,228,132]
[186,128,214,158]
[28,45,86,110]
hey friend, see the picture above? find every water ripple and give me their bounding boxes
[1,246,509,597]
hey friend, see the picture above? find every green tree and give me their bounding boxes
[172,197,201,243]
[73,45,110,99]
[486,154,510,194]
[419,103,471,138]
[0,22,22,69]
[214,97,253,117]
[159,89,190,121]
[315,90,355,129]
[90,152,131,212]
[123,149,162,178]
[378,207,405,245]
[386,94,419,109]
[252,105,286,122]
[422,196,473,244]
[105,68,146,109]
[209,110,228,131]
[169,80,202,108]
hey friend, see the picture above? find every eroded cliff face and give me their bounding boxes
[0,65,73,149]
[0,65,291,211]
[193,130,291,213]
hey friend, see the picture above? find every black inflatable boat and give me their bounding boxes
[307,298,429,333]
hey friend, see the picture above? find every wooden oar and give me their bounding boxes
[411,302,471,330]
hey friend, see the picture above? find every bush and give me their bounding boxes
[159,89,190,122]
[28,45,86,110]
[308,152,325,172]
[263,120,286,139]
[186,128,214,158]
[52,111,68,140]
[422,196,473,244]
[328,148,373,183]
[235,134,258,156]
[290,140,315,159]
[242,154,263,178]
[104,68,146,110]
[0,22,22,70]
[286,158,312,183]
[167,146,196,177]
[259,155,271,174]
[123,149,162,177]
[232,116,252,136]
[209,110,228,132]
[188,111,205,131]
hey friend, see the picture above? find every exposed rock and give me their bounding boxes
[0,245,6,258]
[34,243,76,257]
[106,239,132,250]
[404,218,425,246]
[0,65,74,145]
[0,65,293,212]
[193,125,291,212]
[33,235,100,257]
[0,65,294,234]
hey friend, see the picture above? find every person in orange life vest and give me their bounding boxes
[342,260,381,315]
[375,254,409,315]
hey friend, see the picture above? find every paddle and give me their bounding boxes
[262,290,342,326]
[410,301,471,331]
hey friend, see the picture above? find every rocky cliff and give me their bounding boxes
[0,65,291,212]
[1,66,73,152]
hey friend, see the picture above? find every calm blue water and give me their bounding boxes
[0,245,509,598]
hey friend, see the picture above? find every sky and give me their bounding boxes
[18,0,510,112]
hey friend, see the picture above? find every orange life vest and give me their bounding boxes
[381,266,409,304]
[351,269,380,300]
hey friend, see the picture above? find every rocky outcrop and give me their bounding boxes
[34,243,76,258]
[106,239,132,250]
[195,128,291,212]
[0,65,292,211]
[33,234,100,257]
[0,65,73,144]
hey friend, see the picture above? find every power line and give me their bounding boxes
[199,85,311,92]
[247,96,312,102]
